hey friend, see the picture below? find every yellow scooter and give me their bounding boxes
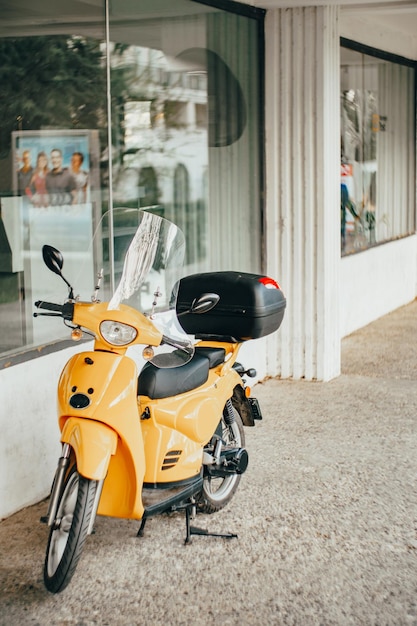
[35,209,286,593]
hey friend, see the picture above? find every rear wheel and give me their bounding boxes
[198,405,245,514]
[44,464,98,593]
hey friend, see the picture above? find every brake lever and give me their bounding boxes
[33,312,62,317]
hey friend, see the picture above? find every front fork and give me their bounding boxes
[44,443,104,535]
[45,443,71,527]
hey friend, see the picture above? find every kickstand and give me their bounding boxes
[137,516,147,537]
[184,504,238,544]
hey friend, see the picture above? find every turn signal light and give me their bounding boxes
[71,328,83,341]
[143,346,154,360]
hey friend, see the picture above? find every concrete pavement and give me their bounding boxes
[1,299,416,625]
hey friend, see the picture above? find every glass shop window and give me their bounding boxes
[340,44,415,255]
[0,32,107,359]
[108,2,263,278]
[0,1,264,364]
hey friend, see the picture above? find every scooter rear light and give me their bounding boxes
[259,276,280,289]
[100,320,138,346]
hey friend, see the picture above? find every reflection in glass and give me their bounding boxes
[108,4,262,275]
[340,47,415,255]
[0,33,107,355]
[0,1,263,360]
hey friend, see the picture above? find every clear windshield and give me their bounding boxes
[77,207,193,367]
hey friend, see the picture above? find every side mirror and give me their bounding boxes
[42,245,64,276]
[190,293,220,314]
[42,244,74,299]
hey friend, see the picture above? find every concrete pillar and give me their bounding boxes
[264,6,341,381]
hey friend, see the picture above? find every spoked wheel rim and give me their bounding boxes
[203,418,242,503]
[47,472,79,577]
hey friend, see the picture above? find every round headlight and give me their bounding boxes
[100,320,137,346]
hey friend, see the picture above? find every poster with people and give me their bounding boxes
[10,130,100,346]
[13,130,95,207]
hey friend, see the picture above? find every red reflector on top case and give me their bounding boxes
[259,276,280,289]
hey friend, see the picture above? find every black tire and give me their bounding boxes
[44,464,98,593]
[198,405,245,514]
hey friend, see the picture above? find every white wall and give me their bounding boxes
[264,6,341,382]
[335,11,417,335]
[0,342,92,519]
[340,14,417,61]
[340,235,417,338]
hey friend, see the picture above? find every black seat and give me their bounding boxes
[138,352,210,400]
[194,347,225,368]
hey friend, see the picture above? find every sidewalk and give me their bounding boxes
[1,299,416,625]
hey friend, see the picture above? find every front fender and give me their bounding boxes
[61,417,117,480]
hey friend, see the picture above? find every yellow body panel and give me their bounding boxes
[61,418,117,480]
[140,367,242,484]
[71,301,162,353]
[58,351,146,519]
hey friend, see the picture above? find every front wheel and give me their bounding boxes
[44,464,98,593]
[198,405,245,514]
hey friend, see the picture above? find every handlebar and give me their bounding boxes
[35,300,64,312]
[34,300,74,320]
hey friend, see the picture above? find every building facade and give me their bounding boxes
[0,0,416,517]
